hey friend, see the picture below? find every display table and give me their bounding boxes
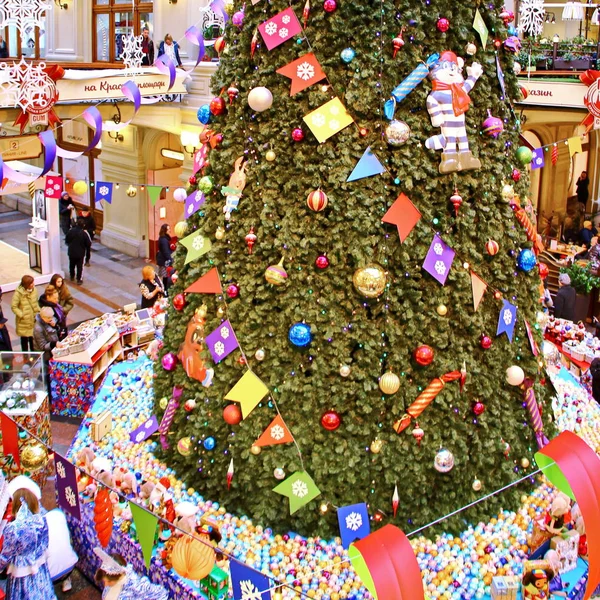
[543,334,591,375]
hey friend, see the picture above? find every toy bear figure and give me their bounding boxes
[425,50,483,174]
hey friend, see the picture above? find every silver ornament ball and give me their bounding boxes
[466,42,477,55]
[434,448,455,473]
[273,467,286,480]
[339,365,351,377]
[472,478,482,491]
[385,120,411,146]
[255,348,265,361]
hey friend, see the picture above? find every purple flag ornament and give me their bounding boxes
[55,452,81,520]
[422,233,456,285]
[95,182,113,204]
[185,190,205,218]
[496,299,517,342]
[531,147,545,170]
[130,415,159,443]
[205,320,239,363]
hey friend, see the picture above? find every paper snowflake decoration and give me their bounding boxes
[270,424,285,440]
[192,235,205,251]
[282,14,291,24]
[264,22,277,35]
[135,431,145,443]
[291,479,308,498]
[0,0,52,36]
[503,309,513,325]
[434,261,447,275]
[328,119,340,130]
[56,462,65,478]
[214,341,225,356]
[279,27,289,38]
[433,243,444,256]
[99,185,109,196]
[345,512,363,531]
[297,62,315,81]
[144,419,154,429]
[194,191,203,201]
[312,113,326,127]
[239,580,262,600]
[0,57,56,113]
[220,326,230,339]
[65,486,77,507]
[119,34,144,71]
[518,0,545,36]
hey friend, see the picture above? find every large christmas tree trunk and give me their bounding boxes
[154,0,553,537]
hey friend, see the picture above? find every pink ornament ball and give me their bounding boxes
[162,352,178,371]
[511,169,521,182]
[292,128,305,142]
[436,17,450,32]
[323,0,337,12]
[232,9,245,26]
[482,113,504,138]
[315,255,329,269]
[226,283,240,299]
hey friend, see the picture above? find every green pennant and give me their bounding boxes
[146,185,163,206]
[179,230,212,264]
[273,471,321,515]
[473,10,489,48]
[129,501,158,568]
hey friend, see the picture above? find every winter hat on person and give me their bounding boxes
[7,475,41,500]
[558,273,571,286]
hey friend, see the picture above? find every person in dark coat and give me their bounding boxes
[38,285,67,340]
[139,266,164,309]
[65,218,91,285]
[80,210,96,266]
[59,192,74,239]
[141,27,155,66]
[553,273,577,321]
[156,224,173,293]
[590,358,600,404]
[576,171,589,213]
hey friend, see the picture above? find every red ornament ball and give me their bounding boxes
[323,0,337,12]
[189,176,197,185]
[223,404,243,425]
[511,169,521,182]
[413,345,434,366]
[307,189,328,212]
[170,242,176,251]
[226,284,240,299]
[172,293,186,311]
[436,17,450,32]
[480,335,492,349]
[171,272,178,284]
[359,127,368,137]
[486,239,499,256]
[538,262,549,280]
[315,255,329,269]
[214,36,226,55]
[473,401,486,416]
[321,410,341,431]
[292,128,305,142]
[210,96,226,116]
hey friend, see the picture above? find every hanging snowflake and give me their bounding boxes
[119,34,144,71]
[518,0,545,36]
[0,0,52,36]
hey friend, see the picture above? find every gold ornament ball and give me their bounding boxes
[223,0,234,15]
[265,150,276,162]
[255,348,265,361]
[466,42,477,55]
[436,304,448,316]
[339,364,351,377]
[379,371,400,395]
[353,264,387,298]
[126,185,137,197]
[20,441,48,471]
[216,305,226,318]
[187,487,195,496]
[370,439,384,454]
[521,457,530,468]
[174,221,188,238]
[73,180,88,196]
[250,445,262,455]
[215,226,225,240]
[159,397,169,409]
[472,478,482,492]
[177,437,193,456]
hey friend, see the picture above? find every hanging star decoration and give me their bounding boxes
[518,0,545,36]
[0,0,52,36]
[119,34,145,71]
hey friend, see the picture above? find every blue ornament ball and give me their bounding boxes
[203,436,216,450]
[340,48,356,63]
[288,322,313,347]
[197,104,212,125]
[517,249,537,272]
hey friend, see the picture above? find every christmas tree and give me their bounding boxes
[154,0,553,538]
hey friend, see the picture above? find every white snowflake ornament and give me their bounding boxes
[214,341,225,356]
[434,261,447,275]
[503,309,513,325]
[56,462,66,478]
[239,579,262,600]
[433,243,444,256]
[0,0,52,36]
[518,0,545,36]
[291,479,308,498]
[296,62,315,81]
[192,235,205,251]
[264,22,277,35]
[119,34,144,71]
[270,424,285,440]
[99,185,109,197]
[345,511,363,531]
[65,486,77,507]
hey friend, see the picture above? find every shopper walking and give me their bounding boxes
[141,27,155,66]
[49,274,74,316]
[553,273,577,321]
[576,171,589,213]
[80,209,96,266]
[39,285,67,340]
[158,34,182,67]
[59,192,74,239]
[156,224,173,293]
[11,275,39,351]
[139,266,164,309]
[66,217,91,285]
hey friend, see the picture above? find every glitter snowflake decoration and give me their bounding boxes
[279,27,289,38]
[518,0,545,36]
[270,424,285,440]
[135,431,145,443]
[0,0,52,36]
[65,486,77,507]
[239,580,262,600]
[56,461,66,478]
[0,58,56,113]
[119,34,144,71]
[214,341,225,356]
[503,309,513,325]
[433,243,444,256]
[291,479,308,498]
[296,62,315,81]
[345,512,363,531]
[220,326,230,339]
[434,261,447,275]
[311,113,326,127]
[264,22,277,35]
[98,185,109,197]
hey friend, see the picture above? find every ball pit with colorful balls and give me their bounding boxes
[67,355,600,600]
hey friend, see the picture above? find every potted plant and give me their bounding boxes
[559,263,600,321]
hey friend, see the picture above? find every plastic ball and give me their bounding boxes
[379,371,400,395]
[265,261,288,285]
[414,345,434,366]
[340,48,356,63]
[307,189,328,212]
[174,221,188,238]
[223,404,242,425]
[172,294,186,311]
[516,146,533,166]
[315,255,329,269]
[288,323,313,348]
[198,176,214,194]
[161,352,177,371]
[436,304,448,316]
[520,85,529,100]
[517,249,537,272]
[210,96,226,116]
[506,365,525,386]
[203,436,216,451]
[266,150,276,162]
[73,180,88,195]
[215,227,225,240]
[434,448,455,473]
[353,264,386,298]
[321,410,341,431]
[539,262,549,280]
[226,284,240,299]
[486,239,499,256]
[172,187,187,202]
[480,335,492,349]
[513,61,522,75]
[248,87,273,112]
[197,104,212,125]
[323,0,337,12]
[436,17,450,32]
[177,437,192,456]
[159,397,169,409]
[292,128,305,142]
[255,348,265,361]
[482,112,504,138]
[466,42,477,55]
[512,168,521,182]
[385,120,411,146]
[339,365,351,377]
[359,127,368,137]
[274,468,286,480]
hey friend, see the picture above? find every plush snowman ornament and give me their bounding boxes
[425,50,483,174]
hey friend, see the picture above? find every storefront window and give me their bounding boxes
[2,22,46,59]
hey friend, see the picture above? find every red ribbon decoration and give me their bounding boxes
[431,80,471,116]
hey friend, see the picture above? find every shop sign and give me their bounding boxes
[517,79,587,109]
[0,134,42,161]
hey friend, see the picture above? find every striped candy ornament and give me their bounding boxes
[551,144,558,166]
[306,188,328,212]
[485,239,499,256]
